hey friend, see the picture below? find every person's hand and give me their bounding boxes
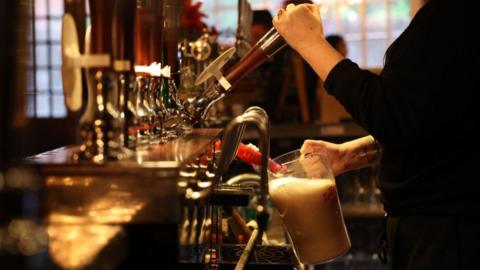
[273,4,325,53]
[300,139,347,176]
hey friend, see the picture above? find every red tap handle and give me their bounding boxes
[236,143,284,173]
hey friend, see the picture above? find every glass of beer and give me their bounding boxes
[268,149,351,266]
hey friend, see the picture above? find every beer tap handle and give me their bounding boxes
[62,14,111,112]
[194,47,236,90]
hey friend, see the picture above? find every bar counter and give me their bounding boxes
[21,128,222,269]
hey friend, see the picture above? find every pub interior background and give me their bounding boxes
[1,0,427,269]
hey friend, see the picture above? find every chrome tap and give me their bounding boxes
[112,0,136,150]
[118,72,137,149]
[181,28,287,125]
[148,76,166,140]
[211,107,270,269]
[213,106,270,231]
[134,75,153,147]
[75,0,124,163]
[235,0,253,58]
[212,106,271,270]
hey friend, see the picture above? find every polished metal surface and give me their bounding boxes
[25,128,221,223]
[213,107,271,270]
[22,128,221,269]
[258,27,287,58]
[27,128,221,176]
[214,107,270,229]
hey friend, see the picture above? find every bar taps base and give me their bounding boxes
[78,68,124,162]
[180,27,287,126]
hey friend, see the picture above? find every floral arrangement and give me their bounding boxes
[180,0,208,39]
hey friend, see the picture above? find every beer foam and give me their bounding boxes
[269,177,350,264]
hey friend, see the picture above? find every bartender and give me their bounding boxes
[274,1,480,270]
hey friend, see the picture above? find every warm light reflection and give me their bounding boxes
[87,193,145,223]
[197,181,211,188]
[0,219,49,256]
[179,169,197,178]
[177,180,188,188]
[47,222,122,270]
[46,191,144,269]
[48,191,145,224]
[185,188,201,200]
[5,167,39,189]
[46,176,94,187]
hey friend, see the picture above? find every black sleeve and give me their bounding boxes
[324,59,401,146]
[323,1,480,149]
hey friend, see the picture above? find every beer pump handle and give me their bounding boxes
[194,47,237,90]
[62,13,111,112]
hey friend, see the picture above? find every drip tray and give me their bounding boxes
[179,244,297,270]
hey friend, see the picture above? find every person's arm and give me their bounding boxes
[273,4,411,146]
[273,4,343,81]
[340,136,382,172]
[300,136,382,176]
[273,4,393,144]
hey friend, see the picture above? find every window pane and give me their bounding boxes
[36,44,49,66]
[51,69,63,93]
[48,0,64,17]
[36,69,50,91]
[249,0,264,5]
[52,95,67,118]
[35,0,47,17]
[317,0,338,4]
[219,0,237,6]
[51,44,62,66]
[218,9,238,29]
[202,1,215,27]
[268,3,283,14]
[216,9,238,45]
[346,39,361,64]
[391,0,411,34]
[321,4,336,35]
[251,0,282,12]
[26,94,36,117]
[26,69,35,91]
[366,1,386,32]
[338,4,361,35]
[35,19,48,41]
[366,37,386,67]
[391,29,403,41]
[30,0,93,119]
[49,19,62,41]
[36,94,51,118]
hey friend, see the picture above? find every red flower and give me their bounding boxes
[180,0,208,31]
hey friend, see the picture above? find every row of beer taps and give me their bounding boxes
[65,0,213,163]
[65,0,287,163]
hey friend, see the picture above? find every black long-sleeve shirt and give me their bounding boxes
[324,0,480,216]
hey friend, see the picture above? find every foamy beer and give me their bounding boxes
[269,150,351,264]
